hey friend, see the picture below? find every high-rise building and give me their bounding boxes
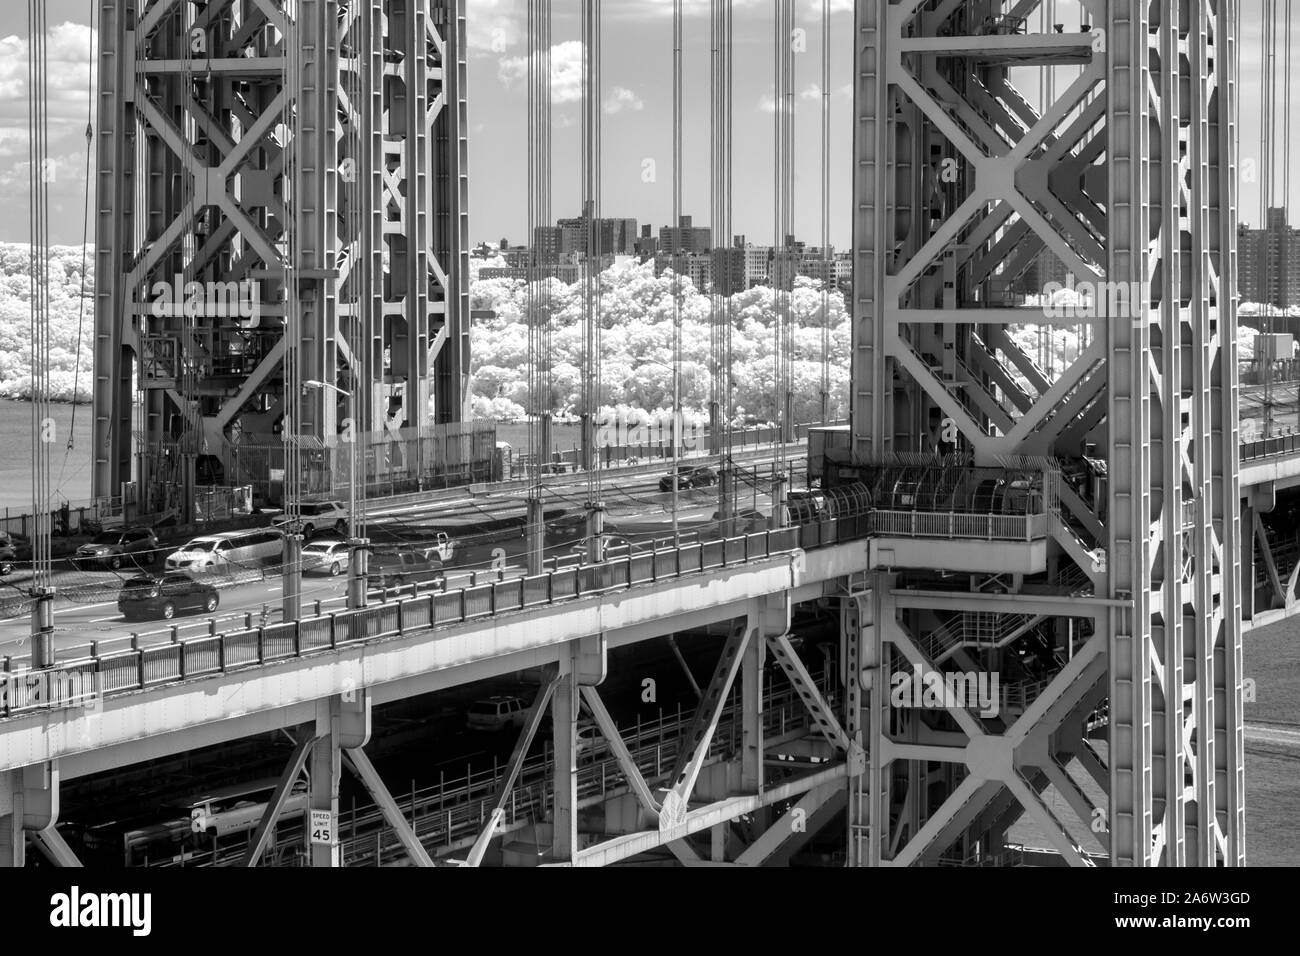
[1236,208,1300,308]
[556,202,639,257]
[659,215,712,255]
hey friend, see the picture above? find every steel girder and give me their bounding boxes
[93,0,470,506]
[850,0,1243,866]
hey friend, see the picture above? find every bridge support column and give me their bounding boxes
[0,762,62,868]
[769,475,787,530]
[740,618,764,795]
[527,497,546,576]
[585,502,605,564]
[283,533,304,623]
[844,574,893,867]
[30,590,54,670]
[1240,503,1255,624]
[718,467,735,538]
[308,694,370,867]
[348,537,370,610]
[552,635,606,863]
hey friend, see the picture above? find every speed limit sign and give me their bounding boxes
[309,810,335,846]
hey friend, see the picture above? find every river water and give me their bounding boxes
[0,401,94,515]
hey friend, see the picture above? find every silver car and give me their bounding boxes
[301,540,351,576]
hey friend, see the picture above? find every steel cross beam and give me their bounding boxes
[851,0,1243,866]
[93,0,470,506]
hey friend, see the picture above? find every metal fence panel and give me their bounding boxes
[401,596,434,631]
[523,575,551,607]
[463,586,494,619]
[141,645,182,687]
[434,591,464,625]
[492,580,524,613]
[98,653,143,694]
[678,543,703,574]
[182,636,222,678]
[299,616,334,653]
[550,568,577,600]
[653,549,677,578]
[629,553,655,583]
[262,623,298,661]
[222,629,261,668]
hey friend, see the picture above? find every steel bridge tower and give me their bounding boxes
[92,0,471,519]
[848,0,1244,865]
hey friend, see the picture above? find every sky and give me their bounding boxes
[0,1,1292,250]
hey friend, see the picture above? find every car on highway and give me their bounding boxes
[658,464,717,492]
[568,534,633,562]
[576,720,606,755]
[165,528,285,573]
[73,527,160,571]
[709,508,768,535]
[301,540,351,577]
[271,501,349,540]
[117,573,220,622]
[466,696,529,732]
[0,531,31,562]
[369,551,444,589]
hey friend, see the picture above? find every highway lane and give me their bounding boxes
[0,462,792,663]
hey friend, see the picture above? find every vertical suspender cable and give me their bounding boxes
[773,0,794,503]
[60,0,96,496]
[526,0,552,545]
[710,0,734,514]
[29,0,54,601]
[820,0,831,427]
[582,0,602,508]
[671,0,683,541]
[1263,0,1276,434]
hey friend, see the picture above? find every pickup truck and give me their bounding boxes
[369,551,445,589]
[422,532,455,563]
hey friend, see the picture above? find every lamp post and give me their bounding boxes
[637,358,686,543]
[304,380,368,609]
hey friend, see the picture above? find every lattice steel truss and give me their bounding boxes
[849,0,1244,866]
[93,0,470,516]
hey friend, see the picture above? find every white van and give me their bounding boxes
[165,528,285,572]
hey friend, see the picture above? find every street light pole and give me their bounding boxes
[305,380,368,609]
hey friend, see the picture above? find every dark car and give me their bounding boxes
[75,527,160,571]
[0,531,31,561]
[368,552,445,590]
[118,573,220,622]
[658,465,718,492]
[0,543,15,576]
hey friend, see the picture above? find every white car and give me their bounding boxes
[417,532,456,564]
[576,721,605,755]
[466,696,528,732]
[301,540,351,576]
[272,501,349,540]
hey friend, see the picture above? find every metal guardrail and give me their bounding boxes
[1240,432,1300,463]
[0,526,803,719]
[0,500,1063,720]
[869,510,1048,542]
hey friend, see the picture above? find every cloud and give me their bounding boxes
[760,82,852,113]
[466,0,523,54]
[0,24,97,135]
[604,87,644,115]
[498,40,586,105]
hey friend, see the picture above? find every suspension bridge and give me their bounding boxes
[2,0,1295,868]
